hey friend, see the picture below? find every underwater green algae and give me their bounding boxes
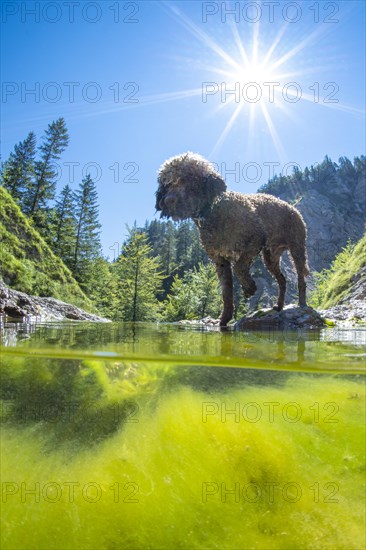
[1,360,365,550]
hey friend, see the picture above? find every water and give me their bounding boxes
[1,322,365,549]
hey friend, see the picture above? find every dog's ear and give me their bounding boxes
[155,188,163,211]
[203,173,227,202]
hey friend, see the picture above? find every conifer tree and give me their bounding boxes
[73,174,101,285]
[53,184,76,269]
[26,118,69,227]
[82,257,119,319]
[1,132,36,209]
[163,262,221,321]
[175,220,192,265]
[176,220,207,272]
[160,221,177,274]
[115,229,164,322]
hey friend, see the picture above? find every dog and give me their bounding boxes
[156,152,309,326]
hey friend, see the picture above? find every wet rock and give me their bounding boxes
[177,317,221,327]
[235,305,326,331]
[318,300,366,327]
[317,264,366,327]
[177,306,326,330]
[0,282,109,322]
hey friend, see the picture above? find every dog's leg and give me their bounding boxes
[289,246,308,307]
[215,259,234,326]
[262,248,286,311]
[233,254,257,300]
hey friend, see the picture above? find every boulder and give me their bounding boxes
[235,305,326,331]
[0,282,109,322]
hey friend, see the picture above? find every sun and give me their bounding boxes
[223,59,281,104]
[239,62,278,85]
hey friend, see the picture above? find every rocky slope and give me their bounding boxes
[0,282,108,322]
[0,187,92,311]
[317,240,366,324]
[279,189,364,273]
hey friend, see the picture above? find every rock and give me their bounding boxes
[316,263,366,326]
[177,317,221,327]
[295,190,364,272]
[0,282,109,323]
[177,306,327,330]
[318,300,366,327]
[235,305,326,331]
[341,265,366,303]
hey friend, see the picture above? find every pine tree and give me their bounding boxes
[1,132,36,210]
[115,229,164,322]
[162,274,193,321]
[25,118,69,227]
[53,184,76,269]
[73,174,101,285]
[160,221,177,274]
[146,219,166,257]
[315,155,337,191]
[163,262,221,321]
[176,220,207,272]
[82,257,119,319]
[190,262,221,318]
[176,220,192,266]
[354,155,365,176]
[189,222,208,266]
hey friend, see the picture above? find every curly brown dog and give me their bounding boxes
[156,152,309,326]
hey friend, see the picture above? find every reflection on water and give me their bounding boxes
[1,322,365,549]
[1,321,366,372]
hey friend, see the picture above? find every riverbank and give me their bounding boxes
[0,282,109,323]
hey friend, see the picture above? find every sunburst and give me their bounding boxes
[159,3,363,161]
[28,2,363,153]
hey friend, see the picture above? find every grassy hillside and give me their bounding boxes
[0,187,93,311]
[310,233,366,309]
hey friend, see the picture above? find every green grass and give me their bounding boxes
[0,187,93,310]
[310,234,366,309]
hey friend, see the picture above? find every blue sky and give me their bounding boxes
[1,0,365,258]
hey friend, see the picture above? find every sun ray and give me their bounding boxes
[213,92,238,114]
[198,66,239,79]
[273,67,334,80]
[140,88,204,105]
[270,25,331,72]
[259,102,287,163]
[279,87,365,116]
[246,102,256,154]
[222,20,284,86]
[261,23,290,66]
[164,2,241,72]
[251,19,260,67]
[229,20,251,70]
[210,102,245,157]
[75,87,205,119]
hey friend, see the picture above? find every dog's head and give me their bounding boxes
[156,152,227,220]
